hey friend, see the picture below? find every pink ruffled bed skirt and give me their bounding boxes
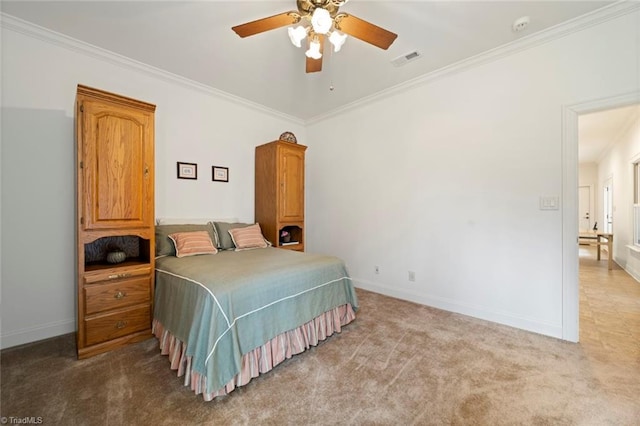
[153,304,356,401]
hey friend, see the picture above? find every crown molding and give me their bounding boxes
[306,1,640,125]
[2,1,637,128]
[0,12,305,126]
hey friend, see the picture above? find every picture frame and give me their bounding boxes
[212,166,229,182]
[177,162,197,180]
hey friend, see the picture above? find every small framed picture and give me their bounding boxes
[212,166,229,182]
[177,162,197,180]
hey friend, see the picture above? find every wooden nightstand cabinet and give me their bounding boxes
[255,140,307,251]
[75,85,156,359]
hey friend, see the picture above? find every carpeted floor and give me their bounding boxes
[2,260,639,425]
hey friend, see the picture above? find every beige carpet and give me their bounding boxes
[2,284,639,425]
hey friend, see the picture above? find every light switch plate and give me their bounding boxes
[540,196,559,210]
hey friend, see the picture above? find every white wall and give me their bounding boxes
[579,163,598,188]
[597,115,640,279]
[0,21,305,348]
[305,10,640,338]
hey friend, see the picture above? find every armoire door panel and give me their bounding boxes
[279,147,304,221]
[81,102,152,230]
[94,115,143,223]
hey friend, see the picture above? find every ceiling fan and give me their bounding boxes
[232,0,398,73]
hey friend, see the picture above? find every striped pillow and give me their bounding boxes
[227,223,270,251]
[168,231,218,258]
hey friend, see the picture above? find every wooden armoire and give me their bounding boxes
[75,85,156,359]
[255,140,307,251]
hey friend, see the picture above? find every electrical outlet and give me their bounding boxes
[408,271,415,282]
[375,265,379,274]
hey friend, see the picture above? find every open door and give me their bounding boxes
[578,185,593,232]
[603,178,613,233]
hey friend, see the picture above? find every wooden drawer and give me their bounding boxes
[84,305,151,346]
[84,276,151,315]
[84,265,151,284]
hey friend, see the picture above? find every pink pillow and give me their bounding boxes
[168,231,218,258]
[228,223,270,251]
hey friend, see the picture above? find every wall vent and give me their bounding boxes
[391,50,422,67]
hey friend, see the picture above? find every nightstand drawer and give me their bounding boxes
[84,305,151,346]
[84,277,151,315]
[84,265,151,284]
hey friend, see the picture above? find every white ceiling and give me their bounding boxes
[1,0,615,121]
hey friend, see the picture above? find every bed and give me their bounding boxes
[152,221,358,400]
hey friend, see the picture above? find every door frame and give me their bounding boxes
[562,91,639,342]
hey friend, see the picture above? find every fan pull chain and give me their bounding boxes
[328,46,335,91]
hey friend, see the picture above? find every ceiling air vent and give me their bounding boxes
[391,51,422,67]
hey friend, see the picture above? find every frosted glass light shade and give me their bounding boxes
[328,31,347,52]
[305,40,322,59]
[311,8,332,34]
[288,26,307,48]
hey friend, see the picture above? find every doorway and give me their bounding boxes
[562,91,640,342]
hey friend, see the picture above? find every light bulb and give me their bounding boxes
[288,25,307,48]
[328,31,347,52]
[305,40,322,60]
[311,8,332,35]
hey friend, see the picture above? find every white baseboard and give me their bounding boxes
[621,263,640,283]
[619,248,640,283]
[1,319,76,350]
[353,278,563,339]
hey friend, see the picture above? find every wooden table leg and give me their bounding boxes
[597,235,602,261]
[607,235,613,270]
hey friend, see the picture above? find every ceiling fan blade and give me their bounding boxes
[306,36,324,73]
[335,14,397,50]
[232,12,299,38]
[306,55,322,73]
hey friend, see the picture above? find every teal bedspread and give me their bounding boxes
[154,247,358,394]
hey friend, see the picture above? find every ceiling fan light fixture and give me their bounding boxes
[311,7,332,34]
[231,0,397,74]
[288,25,307,47]
[305,38,322,59]
[328,30,347,52]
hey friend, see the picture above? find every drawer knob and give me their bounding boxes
[114,291,126,300]
[115,320,128,329]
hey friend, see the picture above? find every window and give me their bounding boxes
[634,206,640,246]
[635,162,640,204]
